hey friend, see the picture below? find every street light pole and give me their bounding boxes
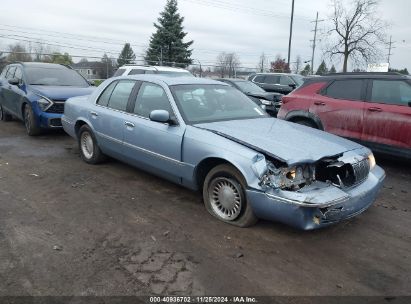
[287,0,295,68]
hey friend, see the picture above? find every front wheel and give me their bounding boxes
[0,104,12,121]
[203,164,257,227]
[78,124,106,164]
[23,103,42,136]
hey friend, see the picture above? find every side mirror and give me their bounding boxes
[288,83,297,89]
[408,101,411,107]
[8,78,20,86]
[149,110,175,124]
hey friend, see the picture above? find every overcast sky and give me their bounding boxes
[0,0,410,71]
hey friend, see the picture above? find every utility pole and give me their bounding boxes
[287,0,295,68]
[387,35,395,66]
[310,12,324,75]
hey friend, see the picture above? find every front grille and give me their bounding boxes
[316,158,370,188]
[46,102,65,114]
[352,158,370,185]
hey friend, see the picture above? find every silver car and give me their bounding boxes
[62,76,385,230]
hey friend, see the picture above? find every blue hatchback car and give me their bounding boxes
[62,76,385,230]
[0,62,94,135]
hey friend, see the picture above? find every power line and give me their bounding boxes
[181,0,311,20]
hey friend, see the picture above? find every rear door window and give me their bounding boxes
[264,75,280,84]
[107,80,136,111]
[325,79,364,101]
[371,80,411,106]
[253,75,265,83]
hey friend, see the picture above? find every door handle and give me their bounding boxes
[90,111,98,117]
[368,107,382,112]
[124,121,135,128]
[314,101,326,106]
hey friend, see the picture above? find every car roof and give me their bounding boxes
[117,75,229,86]
[119,65,189,72]
[10,62,69,69]
[306,72,411,82]
[253,72,303,77]
[217,78,248,82]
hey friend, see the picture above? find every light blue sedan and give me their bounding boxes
[62,76,385,230]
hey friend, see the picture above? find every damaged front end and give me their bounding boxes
[248,150,384,230]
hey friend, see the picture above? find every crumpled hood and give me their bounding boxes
[29,85,95,101]
[195,118,364,165]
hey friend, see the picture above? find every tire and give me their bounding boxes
[0,104,12,121]
[203,164,258,227]
[294,119,318,129]
[78,124,106,164]
[23,103,42,136]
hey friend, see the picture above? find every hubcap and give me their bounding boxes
[209,177,242,221]
[81,131,94,159]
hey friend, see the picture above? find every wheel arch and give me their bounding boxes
[194,157,248,190]
[285,110,324,130]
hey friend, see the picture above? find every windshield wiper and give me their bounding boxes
[30,83,49,85]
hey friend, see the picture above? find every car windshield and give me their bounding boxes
[170,84,267,124]
[157,70,194,77]
[290,75,304,86]
[26,67,89,87]
[233,80,266,93]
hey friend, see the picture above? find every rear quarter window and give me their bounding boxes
[324,79,364,101]
[113,69,126,77]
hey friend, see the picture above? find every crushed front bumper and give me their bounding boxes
[246,165,385,230]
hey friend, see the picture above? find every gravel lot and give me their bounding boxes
[0,120,410,296]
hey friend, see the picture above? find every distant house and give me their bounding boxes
[72,61,104,80]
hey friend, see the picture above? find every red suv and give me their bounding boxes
[278,73,411,159]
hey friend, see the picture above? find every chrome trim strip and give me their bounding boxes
[95,131,184,166]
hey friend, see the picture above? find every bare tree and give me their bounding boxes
[7,43,32,62]
[324,0,387,72]
[293,55,302,74]
[215,52,241,78]
[257,52,269,72]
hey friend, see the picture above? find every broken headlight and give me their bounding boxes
[261,162,315,191]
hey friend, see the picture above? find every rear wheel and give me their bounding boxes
[203,164,257,227]
[78,124,106,164]
[294,119,318,129]
[23,104,42,136]
[0,105,12,121]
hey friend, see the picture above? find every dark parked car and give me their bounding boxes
[62,75,384,230]
[0,62,94,135]
[217,78,282,116]
[278,72,411,159]
[248,73,304,95]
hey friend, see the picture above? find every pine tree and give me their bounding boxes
[329,65,337,73]
[316,60,328,75]
[300,64,311,76]
[117,43,136,66]
[145,0,193,67]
